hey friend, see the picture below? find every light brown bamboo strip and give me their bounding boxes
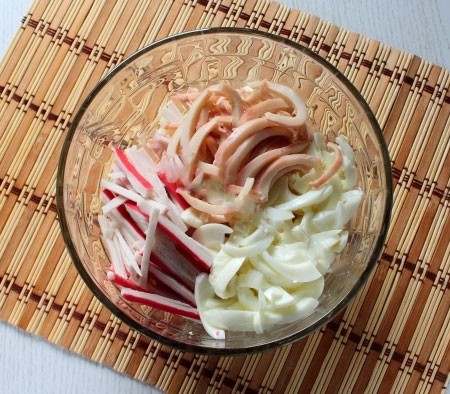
[0,20,30,78]
[414,200,448,277]
[135,349,157,381]
[71,296,103,353]
[375,51,413,128]
[21,124,62,193]
[222,0,244,27]
[389,60,432,162]
[421,294,450,388]
[90,317,115,363]
[24,220,60,293]
[136,341,163,382]
[312,335,346,393]
[221,2,240,29]
[343,284,398,392]
[139,0,173,45]
[4,119,45,185]
[387,172,413,243]
[0,202,28,267]
[41,8,111,107]
[268,3,289,35]
[246,0,269,30]
[339,263,399,391]
[339,272,373,333]
[24,251,71,340]
[46,271,85,343]
[114,330,142,373]
[28,239,66,300]
[0,108,30,170]
[286,8,308,43]
[391,287,446,393]
[101,318,131,366]
[208,356,234,393]
[0,0,61,87]
[109,1,150,59]
[260,1,279,34]
[413,72,450,181]
[345,35,371,84]
[197,0,219,27]
[24,4,84,101]
[168,0,194,36]
[410,286,447,359]
[359,42,391,109]
[327,28,350,68]
[14,213,59,297]
[237,353,262,392]
[259,344,291,391]
[177,353,201,393]
[27,294,54,334]
[44,64,99,116]
[395,195,431,260]
[356,255,399,334]
[359,40,383,91]
[284,330,323,392]
[308,19,331,55]
[406,99,444,177]
[156,349,181,391]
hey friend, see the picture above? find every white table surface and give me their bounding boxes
[0,1,449,393]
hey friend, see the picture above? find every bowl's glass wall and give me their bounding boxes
[59,30,391,353]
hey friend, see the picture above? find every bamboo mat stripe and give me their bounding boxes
[0,0,449,393]
[5,15,450,104]
[2,265,447,382]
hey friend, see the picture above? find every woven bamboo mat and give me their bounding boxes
[0,0,449,392]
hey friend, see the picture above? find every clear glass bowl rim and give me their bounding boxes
[56,27,393,355]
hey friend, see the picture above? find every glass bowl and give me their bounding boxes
[56,27,392,355]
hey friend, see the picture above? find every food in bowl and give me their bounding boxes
[98,80,363,339]
[58,28,392,354]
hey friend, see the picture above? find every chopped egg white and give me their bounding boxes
[194,133,363,337]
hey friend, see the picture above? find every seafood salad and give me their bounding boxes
[98,80,363,339]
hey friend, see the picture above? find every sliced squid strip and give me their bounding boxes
[214,117,272,169]
[263,81,308,127]
[237,142,309,185]
[254,154,321,200]
[185,115,232,180]
[309,142,344,188]
[178,189,241,216]
[222,127,292,184]
[242,80,268,103]
[197,161,220,177]
[160,99,184,123]
[239,97,290,123]
[166,88,211,157]
[197,106,210,128]
[209,82,244,126]
[175,90,202,103]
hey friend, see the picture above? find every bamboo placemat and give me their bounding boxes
[0,0,449,392]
